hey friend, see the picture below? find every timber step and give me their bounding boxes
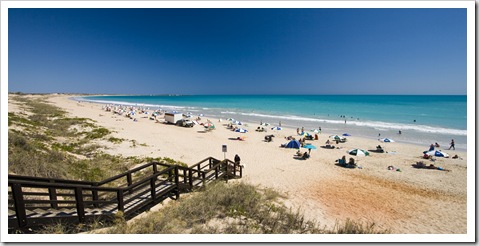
[8,157,243,232]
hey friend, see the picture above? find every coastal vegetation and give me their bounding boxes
[8,95,184,181]
[8,94,389,234]
[99,181,389,234]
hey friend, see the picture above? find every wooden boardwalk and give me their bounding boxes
[8,157,242,232]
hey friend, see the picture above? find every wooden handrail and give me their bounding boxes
[8,174,96,186]
[8,157,242,231]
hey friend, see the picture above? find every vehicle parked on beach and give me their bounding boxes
[176,119,194,127]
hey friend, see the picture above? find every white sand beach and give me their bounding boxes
[9,94,468,234]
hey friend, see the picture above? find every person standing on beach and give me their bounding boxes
[279,121,282,127]
[448,139,455,150]
[234,154,241,165]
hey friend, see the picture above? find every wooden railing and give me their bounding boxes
[8,157,242,231]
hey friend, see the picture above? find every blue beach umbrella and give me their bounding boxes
[235,128,248,133]
[343,133,351,136]
[271,127,282,130]
[424,150,449,158]
[302,144,317,150]
[380,138,395,143]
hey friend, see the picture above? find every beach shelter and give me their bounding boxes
[312,129,320,133]
[342,133,351,136]
[424,150,449,158]
[204,122,213,128]
[227,118,235,121]
[235,128,248,133]
[329,135,346,141]
[302,144,317,150]
[348,148,369,156]
[271,126,282,130]
[285,140,301,149]
[380,138,395,143]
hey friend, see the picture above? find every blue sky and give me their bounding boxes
[8,8,467,95]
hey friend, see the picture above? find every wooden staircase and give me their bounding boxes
[8,157,242,232]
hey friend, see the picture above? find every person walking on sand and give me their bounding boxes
[448,139,455,150]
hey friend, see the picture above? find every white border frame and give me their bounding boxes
[1,1,475,243]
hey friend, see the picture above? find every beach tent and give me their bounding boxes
[342,133,351,136]
[424,150,449,158]
[379,138,395,143]
[235,128,248,133]
[285,140,301,149]
[271,127,282,130]
[348,148,369,156]
[227,118,235,121]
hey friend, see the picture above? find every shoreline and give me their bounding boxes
[9,94,468,234]
[74,95,467,151]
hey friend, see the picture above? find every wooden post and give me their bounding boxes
[11,184,27,228]
[174,166,180,200]
[225,162,229,183]
[153,162,158,174]
[48,180,58,209]
[188,169,193,189]
[126,172,133,194]
[117,190,124,212]
[92,189,99,208]
[239,163,242,178]
[74,187,85,223]
[150,178,156,202]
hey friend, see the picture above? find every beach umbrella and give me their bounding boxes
[271,126,282,130]
[380,138,395,143]
[235,128,248,133]
[227,118,235,121]
[329,135,345,140]
[285,140,301,149]
[342,133,351,136]
[424,150,449,158]
[302,144,317,150]
[348,149,369,156]
[234,120,242,125]
[204,122,213,128]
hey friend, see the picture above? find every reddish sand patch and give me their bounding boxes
[307,172,463,229]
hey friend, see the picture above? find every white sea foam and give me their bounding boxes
[219,111,466,136]
[79,97,466,137]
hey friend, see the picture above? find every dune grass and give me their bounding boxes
[7,96,180,181]
[100,181,389,234]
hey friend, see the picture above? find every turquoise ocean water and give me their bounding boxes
[78,95,467,150]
